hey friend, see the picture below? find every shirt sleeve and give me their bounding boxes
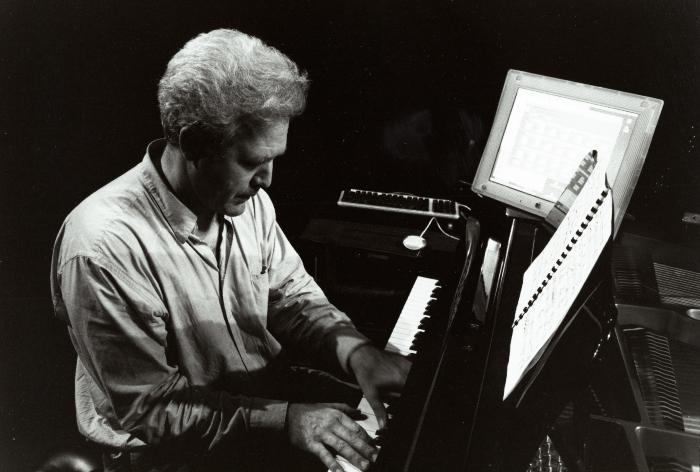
[262,203,370,372]
[56,254,287,450]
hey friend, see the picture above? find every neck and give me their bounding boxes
[194,213,221,250]
[160,143,216,230]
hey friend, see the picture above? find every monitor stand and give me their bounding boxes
[505,207,541,221]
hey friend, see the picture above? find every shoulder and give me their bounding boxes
[54,164,156,269]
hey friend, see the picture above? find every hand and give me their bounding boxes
[287,402,378,472]
[347,344,411,429]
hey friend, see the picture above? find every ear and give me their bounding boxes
[179,123,222,162]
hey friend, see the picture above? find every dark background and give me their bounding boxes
[1,1,698,470]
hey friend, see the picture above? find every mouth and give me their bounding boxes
[234,194,255,203]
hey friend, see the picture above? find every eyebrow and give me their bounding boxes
[242,153,278,167]
[258,145,286,162]
[240,139,286,164]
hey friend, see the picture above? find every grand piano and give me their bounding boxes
[299,71,698,471]
[302,206,700,472]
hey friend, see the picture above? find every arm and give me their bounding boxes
[256,199,407,468]
[347,344,411,429]
[264,217,369,373]
[257,204,382,470]
[58,255,286,450]
[261,216,411,415]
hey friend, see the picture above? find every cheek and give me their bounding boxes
[224,171,251,195]
[199,162,236,188]
[195,159,255,202]
[215,166,254,200]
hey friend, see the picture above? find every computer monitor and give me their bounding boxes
[472,70,663,236]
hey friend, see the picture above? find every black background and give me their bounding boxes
[1,1,698,469]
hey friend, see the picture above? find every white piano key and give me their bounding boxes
[332,276,439,472]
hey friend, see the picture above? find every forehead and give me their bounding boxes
[238,120,289,160]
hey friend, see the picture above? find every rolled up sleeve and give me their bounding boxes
[57,255,286,450]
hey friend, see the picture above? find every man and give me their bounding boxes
[50,29,410,472]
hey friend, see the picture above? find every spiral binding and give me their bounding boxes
[512,188,610,329]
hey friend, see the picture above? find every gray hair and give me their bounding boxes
[158,29,309,145]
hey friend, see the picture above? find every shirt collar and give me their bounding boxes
[140,139,198,244]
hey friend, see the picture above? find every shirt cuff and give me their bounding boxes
[245,398,288,435]
[329,327,372,374]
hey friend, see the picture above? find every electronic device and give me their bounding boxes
[337,189,460,219]
[403,235,427,251]
[472,69,663,236]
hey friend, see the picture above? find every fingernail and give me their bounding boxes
[371,452,379,462]
[361,460,369,469]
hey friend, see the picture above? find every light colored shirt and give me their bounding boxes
[50,140,368,454]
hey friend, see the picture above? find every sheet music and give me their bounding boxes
[503,163,612,399]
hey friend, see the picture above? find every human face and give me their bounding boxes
[187,120,289,217]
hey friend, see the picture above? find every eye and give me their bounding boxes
[246,157,275,171]
[240,160,258,170]
[238,157,262,170]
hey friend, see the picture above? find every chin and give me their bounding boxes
[222,202,247,217]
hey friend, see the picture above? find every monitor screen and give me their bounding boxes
[472,70,663,236]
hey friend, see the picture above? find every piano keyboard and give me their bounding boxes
[334,276,440,472]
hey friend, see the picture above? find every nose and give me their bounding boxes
[252,160,273,189]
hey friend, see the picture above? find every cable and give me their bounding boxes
[434,219,460,241]
[457,203,472,213]
[418,216,460,241]
[418,217,435,238]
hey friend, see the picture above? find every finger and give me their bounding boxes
[337,414,374,441]
[309,441,344,472]
[332,421,377,460]
[324,403,363,418]
[322,431,370,471]
[363,384,388,429]
[337,414,375,447]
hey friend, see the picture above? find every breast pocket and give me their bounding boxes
[249,266,270,313]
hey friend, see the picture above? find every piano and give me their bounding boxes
[326,212,699,472]
[335,275,443,472]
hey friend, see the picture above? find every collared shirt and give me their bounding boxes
[50,140,368,456]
